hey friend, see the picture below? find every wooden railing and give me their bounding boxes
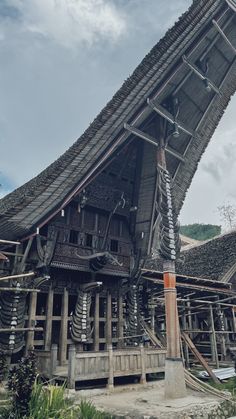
[35,344,166,389]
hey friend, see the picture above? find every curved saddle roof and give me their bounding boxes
[0,0,236,240]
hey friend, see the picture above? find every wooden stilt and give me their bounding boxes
[209,304,219,368]
[94,292,100,351]
[44,287,54,351]
[182,302,190,368]
[25,291,37,353]
[106,290,112,348]
[59,288,69,365]
[117,291,124,348]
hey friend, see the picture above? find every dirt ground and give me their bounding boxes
[75,380,222,419]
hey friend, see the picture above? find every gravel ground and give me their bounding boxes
[74,380,224,419]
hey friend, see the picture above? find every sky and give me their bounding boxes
[0,0,236,228]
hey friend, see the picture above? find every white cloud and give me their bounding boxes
[8,0,126,47]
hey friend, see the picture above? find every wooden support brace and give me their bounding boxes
[226,0,236,12]
[147,99,195,137]
[212,19,236,55]
[182,55,221,95]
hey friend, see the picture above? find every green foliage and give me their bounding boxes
[28,381,76,419]
[77,399,113,419]
[0,378,113,419]
[7,351,37,418]
[0,350,8,382]
[180,223,221,241]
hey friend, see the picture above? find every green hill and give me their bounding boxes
[180,224,221,241]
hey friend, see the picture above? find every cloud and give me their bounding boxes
[6,0,126,47]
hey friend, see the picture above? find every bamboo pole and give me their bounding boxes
[0,239,21,245]
[0,287,39,292]
[0,272,35,282]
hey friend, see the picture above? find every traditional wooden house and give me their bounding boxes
[0,0,236,385]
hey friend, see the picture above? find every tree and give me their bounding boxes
[180,224,221,241]
[217,204,236,231]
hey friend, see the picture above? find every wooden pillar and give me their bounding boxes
[107,344,114,390]
[44,287,54,351]
[25,291,37,353]
[163,262,181,359]
[209,304,219,368]
[94,293,100,351]
[182,302,190,368]
[139,343,147,385]
[50,343,58,378]
[106,290,112,348]
[59,288,69,365]
[232,307,236,333]
[187,298,193,339]
[68,344,76,389]
[117,291,124,348]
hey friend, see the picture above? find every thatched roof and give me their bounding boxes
[0,0,236,240]
[147,230,236,282]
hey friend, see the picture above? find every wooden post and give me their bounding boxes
[209,304,219,368]
[117,292,124,348]
[68,344,76,389]
[232,307,236,333]
[187,298,193,339]
[182,303,190,368]
[107,344,114,390]
[25,291,37,353]
[59,288,69,365]
[106,290,112,348]
[164,262,181,359]
[44,287,54,351]
[157,127,186,398]
[94,293,100,351]
[50,343,58,378]
[139,343,147,385]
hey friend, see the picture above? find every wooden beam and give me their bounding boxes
[0,239,21,246]
[182,332,220,384]
[0,272,35,282]
[0,287,39,292]
[182,55,221,95]
[0,327,43,333]
[226,0,236,12]
[212,19,236,55]
[124,123,185,162]
[147,99,195,137]
[124,123,158,146]
[165,146,185,162]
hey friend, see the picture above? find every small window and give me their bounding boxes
[110,239,118,253]
[69,230,79,244]
[86,233,93,247]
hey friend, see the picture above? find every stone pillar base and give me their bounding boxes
[165,358,186,399]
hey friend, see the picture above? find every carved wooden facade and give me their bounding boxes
[0,0,236,380]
